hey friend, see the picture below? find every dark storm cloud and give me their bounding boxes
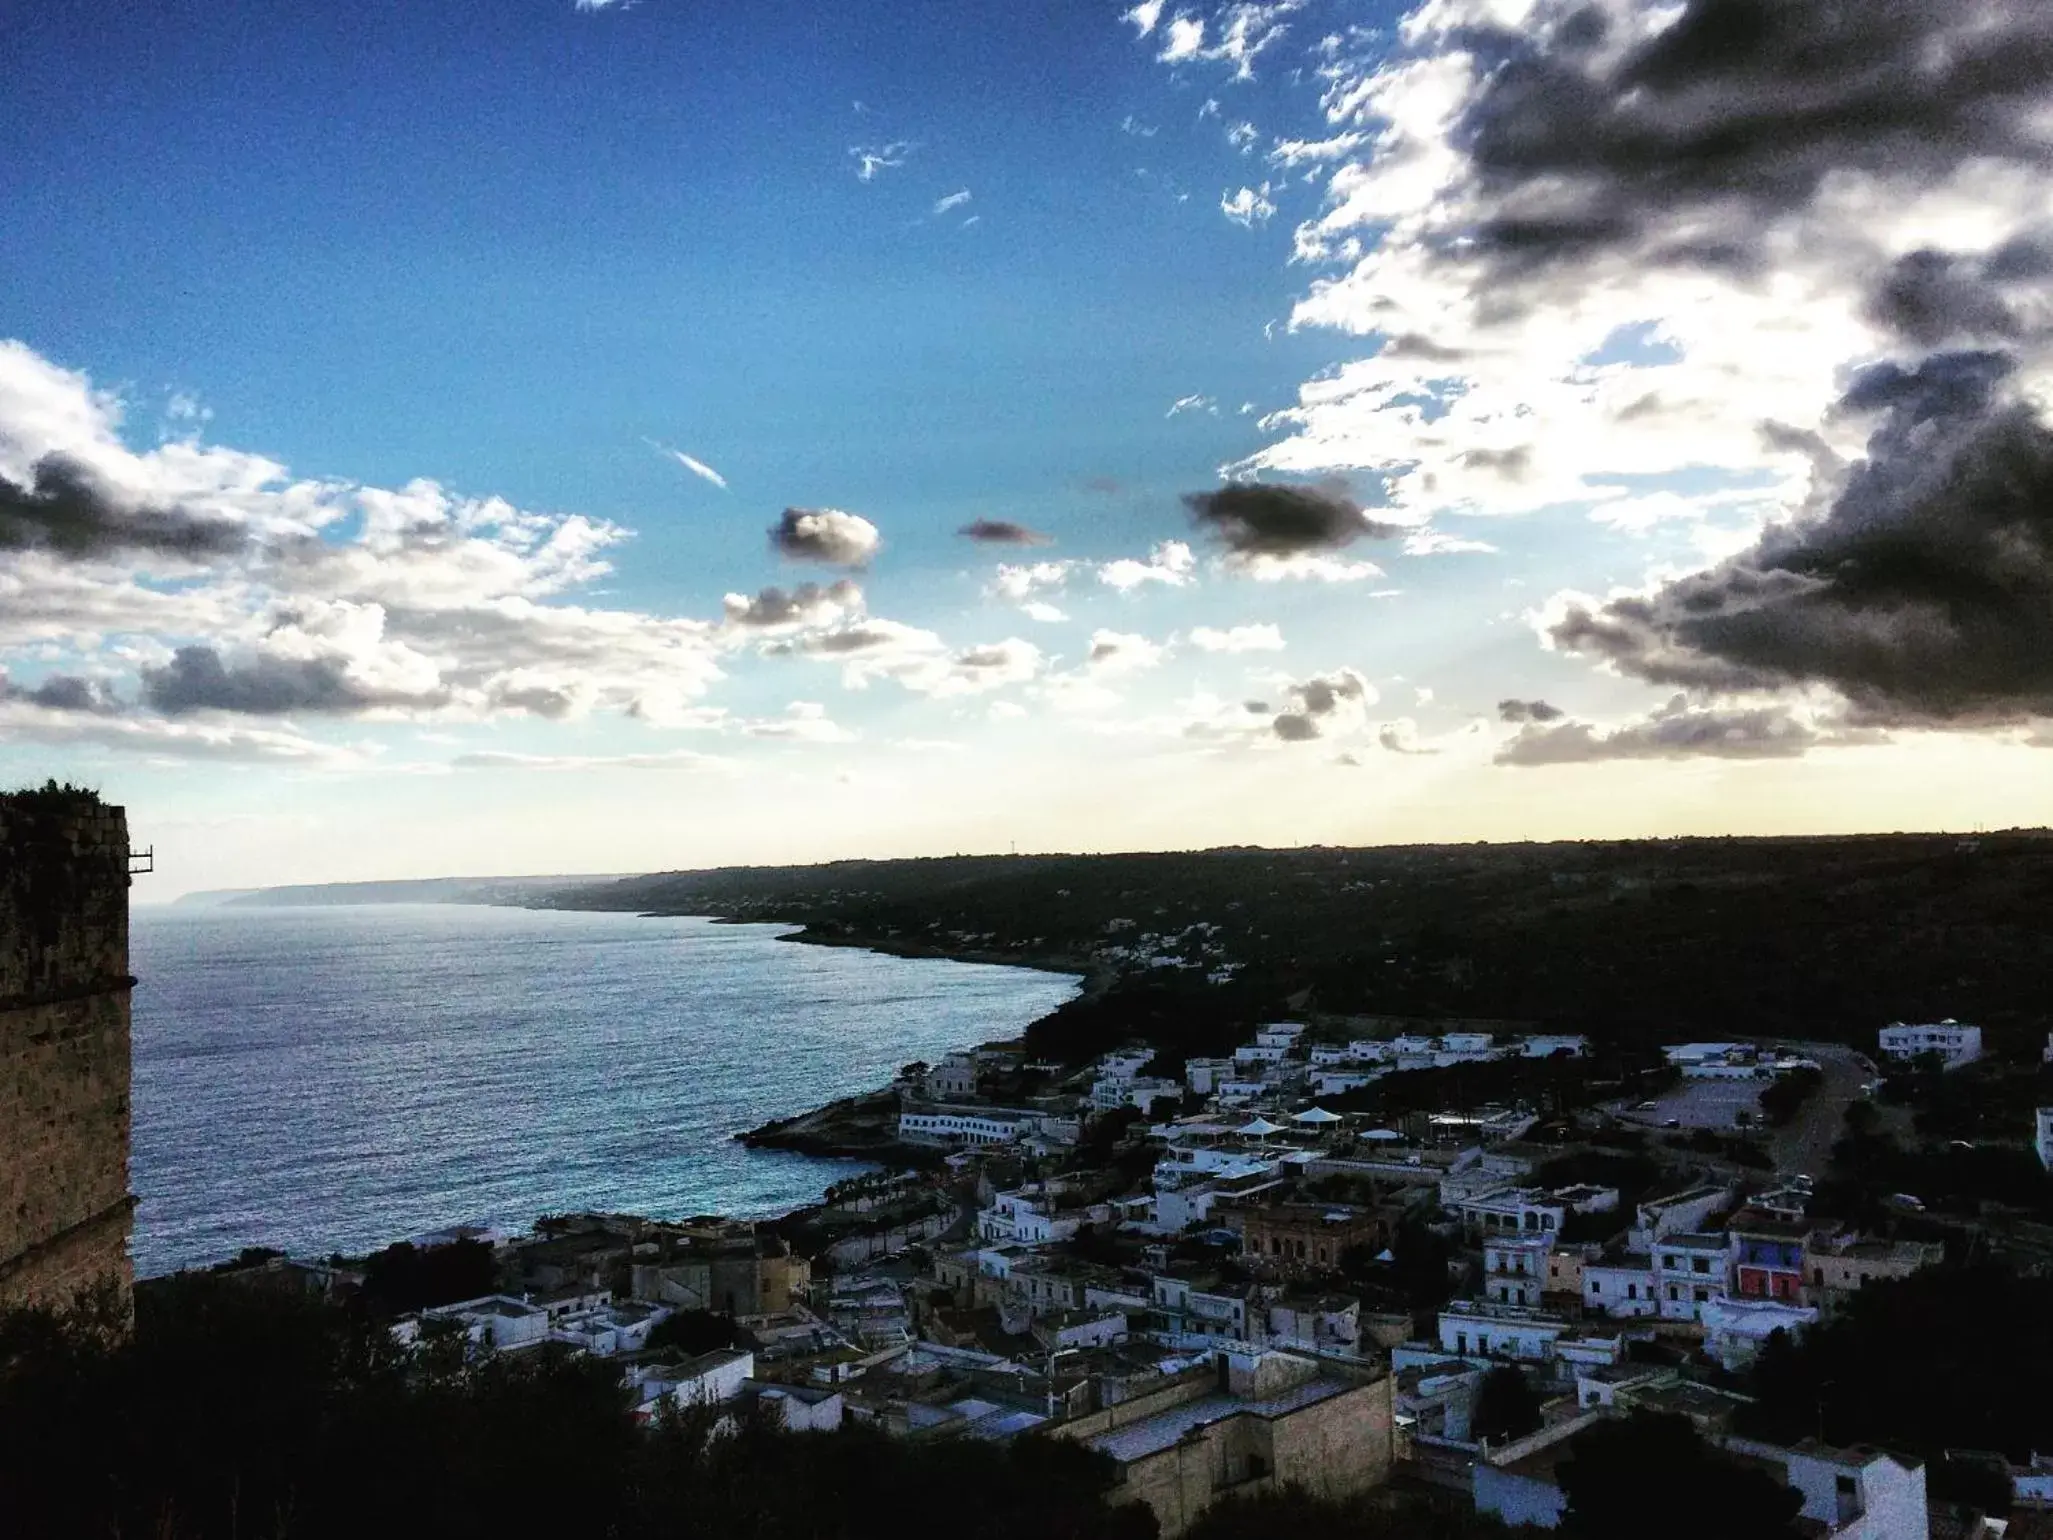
[1455,0,2053,274]
[1498,698,1565,723]
[957,519,1053,546]
[768,507,881,568]
[142,646,374,716]
[1863,248,2040,349]
[721,580,861,628]
[1182,483,1403,559]
[1496,697,1827,765]
[0,453,248,561]
[0,671,119,713]
[1270,668,1370,743]
[1548,350,2053,724]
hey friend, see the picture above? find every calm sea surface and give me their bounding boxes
[128,905,1077,1277]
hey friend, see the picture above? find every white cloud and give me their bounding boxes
[1190,623,1284,652]
[987,559,1075,608]
[849,141,913,181]
[744,700,856,743]
[451,749,734,772]
[933,189,971,215]
[1148,3,1303,78]
[1226,121,1260,153]
[1122,0,1167,37]
[1226,552,1383,582]
[1268,132,1367,167]
[1021,601,1068,624]
[1220,185,1277,227]
[1097,540,1196,592]
[1159,14,1206,62]
[1085,629,1169,676]
[650,441,727,490]
[0,340,742,750]
[1166,393,1217,417]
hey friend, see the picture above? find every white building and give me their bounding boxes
[1099,1048,1157,1082]
[1722,1438,1930,1540]
[630,1348,755,1420]
[898,1106,1036,1145]
[1581,1256,1659,1319]
[1254,1023,1307,1050]
[1437,1300,1572,1363]
[1150,1274,1252,1339]
[2038,1108,2053,1171]
[743,1380,845,1432]
[978,1190,1083,1246]
[1519,1035,1589,1058]
[418,1295,554,1351]
[1233,1042,1290,1065]
[1631,1185,1735,1251]
[1483,1235,1554,1309]
[1700,1297,1818,1372]
[1877,1020,1982,1069]
[1650,1234,1729,1322]
[923,1052,979,1100]
[1184,1057,1233,1095]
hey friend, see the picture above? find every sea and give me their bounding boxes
[128,904,1078,1277]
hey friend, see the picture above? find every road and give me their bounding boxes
[1769,1041,1874,1178]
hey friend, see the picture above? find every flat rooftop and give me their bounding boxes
[1088,1377,1354,1465]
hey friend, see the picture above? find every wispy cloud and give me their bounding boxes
[1166,393,1217,418]
[648,441,727,490]
[452,749,734,773]
[1220,184,1276,227]
[849,141,913,182]
[932,188,971,215]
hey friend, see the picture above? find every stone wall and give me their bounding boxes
[0,792,134,1312]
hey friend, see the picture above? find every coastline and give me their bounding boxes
[640,915,1105,1164]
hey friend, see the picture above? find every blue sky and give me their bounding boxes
[4,0,2052,891]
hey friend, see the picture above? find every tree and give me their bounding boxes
[1472,1366,1542,1444]
[1556,1414,1805,1539]
[641,1309,739,1359]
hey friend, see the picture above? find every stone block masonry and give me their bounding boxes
[0,791,134,1312]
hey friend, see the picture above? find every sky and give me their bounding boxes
[4,0,2053,894]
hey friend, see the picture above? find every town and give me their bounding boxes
[200,1008,2053,1539]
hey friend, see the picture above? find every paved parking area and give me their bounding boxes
[1615,1076,1765,1131]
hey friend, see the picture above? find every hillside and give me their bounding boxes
[542,833,2053,1060]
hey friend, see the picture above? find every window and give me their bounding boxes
[1627,1284,1638,1300]
[1665,1255,1681,1270]
[1591,1279,1602,1295]
[1668,1285,1680,1301]
[1693,1258,1710,1274]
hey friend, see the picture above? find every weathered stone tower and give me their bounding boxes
[0,788,134,1311]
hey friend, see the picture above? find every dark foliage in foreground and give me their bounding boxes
[1742,1265,2053,1462]
[1184,1484,1525,1538]
[0,1276,1152,1540]
[1556,1414,1804,1538]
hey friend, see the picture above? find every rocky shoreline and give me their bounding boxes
[718,923,1099,1165]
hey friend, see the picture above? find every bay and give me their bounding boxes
[128,904,1077,1276]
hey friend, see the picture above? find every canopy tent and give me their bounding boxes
[1236,1117,1285,1137]
[1361,1128,1404,1141]
[1292,1107,1344,1125]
